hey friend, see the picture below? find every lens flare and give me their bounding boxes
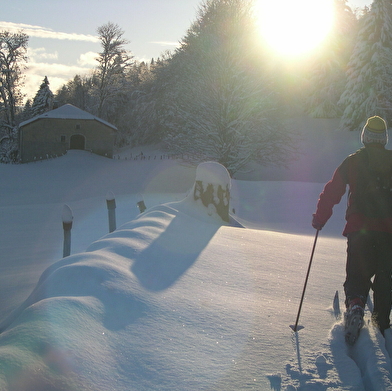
[256,0,334,58]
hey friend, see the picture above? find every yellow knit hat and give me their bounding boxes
[361,116,388,145]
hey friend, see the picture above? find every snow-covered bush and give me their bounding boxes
[192,162,231,222]
[0,126,18,163]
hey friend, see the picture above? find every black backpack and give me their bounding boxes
[354,148,392,218]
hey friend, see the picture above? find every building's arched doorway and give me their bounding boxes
[70,134,85,150]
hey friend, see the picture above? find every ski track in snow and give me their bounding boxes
[280,304,392,391]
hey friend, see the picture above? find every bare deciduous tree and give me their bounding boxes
[95,22,133,118]
[0,30,28,127]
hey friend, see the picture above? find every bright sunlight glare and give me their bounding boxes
[256,0,334,58]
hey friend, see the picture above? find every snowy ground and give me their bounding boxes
[1,134,392,390]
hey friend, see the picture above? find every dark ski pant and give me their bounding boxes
[344,231,392,332]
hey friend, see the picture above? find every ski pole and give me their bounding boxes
[290,229,320,332]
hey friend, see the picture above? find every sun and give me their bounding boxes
[255,0,334,58]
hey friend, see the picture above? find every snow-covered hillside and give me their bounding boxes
[1,132,392,390]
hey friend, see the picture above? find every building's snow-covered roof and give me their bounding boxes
[19,104,117,130]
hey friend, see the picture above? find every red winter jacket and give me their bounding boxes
[314,144,392,236]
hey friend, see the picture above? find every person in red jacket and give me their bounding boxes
[312,116,392,344]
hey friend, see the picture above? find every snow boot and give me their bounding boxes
[344,298,365,346]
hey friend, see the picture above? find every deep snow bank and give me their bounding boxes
[0,191,256,390]
[4,152,392,389]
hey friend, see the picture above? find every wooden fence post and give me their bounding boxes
[62,204,73,257]
[137,200,146,213]
[106,191,117,233]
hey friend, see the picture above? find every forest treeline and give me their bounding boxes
[1,0,391,173]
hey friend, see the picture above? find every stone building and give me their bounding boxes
[18,104,117,163]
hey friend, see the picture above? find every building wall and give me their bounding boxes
[20,118,116,163]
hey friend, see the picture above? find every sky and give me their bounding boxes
[1,0,373,101]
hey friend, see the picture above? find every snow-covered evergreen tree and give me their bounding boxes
[17,99,33,123]
[31,76,54,117]
[54,75,95,112]
[306,0,357,118]
[154,0,297,176]
[126,53,173,146]
[0,126,18,163]
[338,0,392,130]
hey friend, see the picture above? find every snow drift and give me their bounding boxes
[2,147,392,390]
[0,167,255,390]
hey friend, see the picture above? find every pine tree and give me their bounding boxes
[20,99,32,121]
[31,76,54,117]
[306,0,357,118]
[54,75,94,111]
[127,53,172,146]
[338,0,392,130]
[152,0,297,176]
